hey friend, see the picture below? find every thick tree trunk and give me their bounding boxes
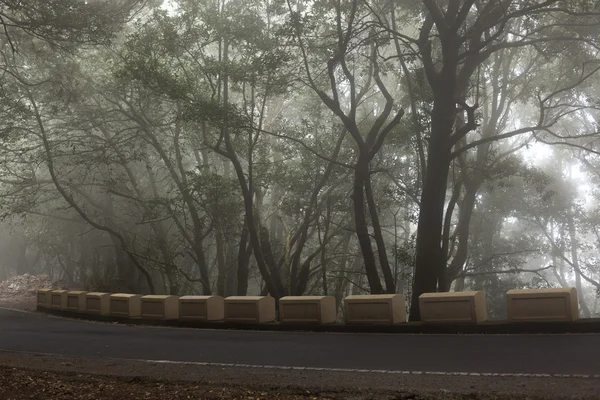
[364,177,396,293]
[353,159,384,294]
[409,96,455,321]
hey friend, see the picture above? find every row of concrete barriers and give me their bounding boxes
[36,287,581,325]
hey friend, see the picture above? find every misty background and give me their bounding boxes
[0,0,599,321]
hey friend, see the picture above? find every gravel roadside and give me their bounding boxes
[0,351,599,400]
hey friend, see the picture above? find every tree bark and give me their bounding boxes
[409,93,455,321]
[364,175,396,293]
[353,159,384,294]
[236,222,252,296]
[214,36,285,299]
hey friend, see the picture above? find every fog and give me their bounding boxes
[1,0,599,321]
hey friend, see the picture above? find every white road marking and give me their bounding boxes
[0,348,599,380]
[3,308,600,380]
[0,306,34,314]
[138,358,600,379]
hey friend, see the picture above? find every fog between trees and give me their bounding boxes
[0,0,599,321]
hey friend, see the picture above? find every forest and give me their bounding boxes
[0,0,599,321]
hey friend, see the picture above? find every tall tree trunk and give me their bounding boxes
[364,176,395,293]
[236,223,252,296]
[409,94,455,321]
[353,159,383,294]
[215,37,284,299]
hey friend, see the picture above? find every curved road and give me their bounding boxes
[1,308,600,377]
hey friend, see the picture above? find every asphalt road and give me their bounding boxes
[1,308,600,376]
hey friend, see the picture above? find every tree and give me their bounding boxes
[0,0,147,51]
[2,0,600,320]
[284,0,404,294]
[396,0,600,320]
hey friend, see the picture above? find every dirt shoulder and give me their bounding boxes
[1,351,599,400]
[0,274,51,311]
[2,367,340,400]
[0,297,37,311]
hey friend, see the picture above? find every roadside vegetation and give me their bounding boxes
[1,1,600,322]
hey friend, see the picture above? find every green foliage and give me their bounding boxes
[190,172,243,236]
[1,0,144,48]
[1,0,600,304]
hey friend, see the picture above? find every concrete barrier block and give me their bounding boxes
[179,295,224,321]
[344,294,406,325]
[279,296,336,324]
[141,295,179,320]
[66,291,88,312]
[506,288,579,322]
[419,291,487,324]
[224,296,276,323]
[85,292,111,316]
[37,289,53,308]
[51,290,69,310]
[110,294,142,318]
